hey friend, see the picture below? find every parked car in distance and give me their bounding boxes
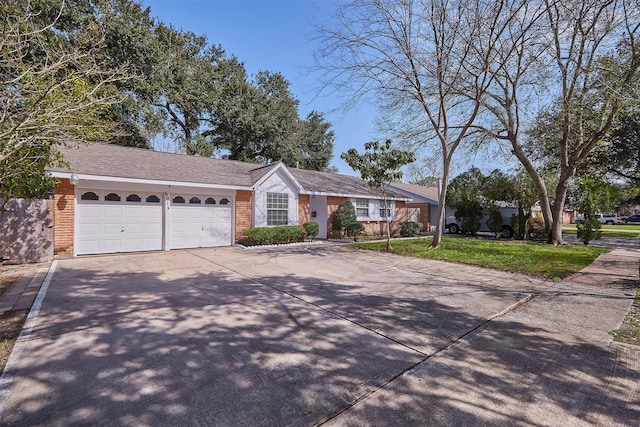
[622,214,640,223]
[573,213,620,224]
[445,206,517,238]
[597,213,620,225]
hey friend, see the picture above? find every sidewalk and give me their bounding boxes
[0,263,50,313]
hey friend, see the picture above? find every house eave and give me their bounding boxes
[47,171,253,191]
[300,190,410,202]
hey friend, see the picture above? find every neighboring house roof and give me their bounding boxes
[388,182,440,205]
[47,143,409,200]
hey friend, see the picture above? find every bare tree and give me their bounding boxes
[316,0,528,248]
[318,0,639,247]
[0,2,130,202]
[474,0,640,245]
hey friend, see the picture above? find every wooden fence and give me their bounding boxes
[0,199,54,264]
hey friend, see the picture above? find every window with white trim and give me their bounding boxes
[267,192,289,226]
[379,200,393,219]
[355,199,369,218]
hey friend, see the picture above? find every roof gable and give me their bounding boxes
[250,161,302,191]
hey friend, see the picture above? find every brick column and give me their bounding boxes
[54,178,75,255]
[235,190,253,242]
[298,194,310,225]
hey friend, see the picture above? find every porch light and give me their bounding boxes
[69,173,80,186]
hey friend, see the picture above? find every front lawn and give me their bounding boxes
[563,223,640,235]
[562,229,640,238]
[349,236,611,281]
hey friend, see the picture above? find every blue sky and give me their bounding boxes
[140,0,378,175]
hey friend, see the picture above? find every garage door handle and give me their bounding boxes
[121,225,125,232]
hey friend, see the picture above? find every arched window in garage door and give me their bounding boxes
[81,191,99,201]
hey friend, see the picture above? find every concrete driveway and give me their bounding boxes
[1,242,638,426]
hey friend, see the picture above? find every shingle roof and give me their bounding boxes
[289,168,407,200]
[48,143,408,199]
[389,182,439,204]
[50,143,261,187]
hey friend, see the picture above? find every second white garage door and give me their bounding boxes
[170,195,232,249]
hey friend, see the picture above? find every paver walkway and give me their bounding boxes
[0,263,50,313]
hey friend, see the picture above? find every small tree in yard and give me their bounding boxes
[485,205,503,239]
[447,168,486,236]
[342,140,415,251]
[331,201,357,239]
[573,177,620,245]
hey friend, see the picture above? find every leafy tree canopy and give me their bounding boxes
[1,0,337,205]
[0,0,133,203]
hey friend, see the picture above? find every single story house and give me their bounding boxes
[46,143,412,256]
[388,182,440,231]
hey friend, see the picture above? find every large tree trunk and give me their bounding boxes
[431,160,450,249]
[549,166,577,245]
[509,139,553,240]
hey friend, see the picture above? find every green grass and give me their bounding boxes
[563,223,640,232]
[562,229,640,238]
[610,288,640,346]
[349,236,611,281]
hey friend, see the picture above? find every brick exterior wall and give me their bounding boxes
[326,196,346,238]
[327,198,410,239]
[298,194,310,225]
[405,201,432,231]
[235,190,253,242]
[54,178,75,255]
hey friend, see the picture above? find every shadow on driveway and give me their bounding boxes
[1,247,638,426]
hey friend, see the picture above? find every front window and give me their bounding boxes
[379,200,393,218]
[267,192,289,226]
[356,199,369,218]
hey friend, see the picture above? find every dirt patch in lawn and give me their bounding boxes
[0,273,27,374]
[610,287,640,346]
[0,274,21,299]
[0,310,28,373]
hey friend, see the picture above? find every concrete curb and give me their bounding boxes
[0,260,57,419]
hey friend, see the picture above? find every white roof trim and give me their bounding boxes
[252,163,303,192]
[48,171,253,191]
[301,190,410,201]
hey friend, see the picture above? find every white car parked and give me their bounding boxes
[597,213,620,225]
[575,213,620,225]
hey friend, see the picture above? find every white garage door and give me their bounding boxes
[170,195,232,249]
[76,190,163,255]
